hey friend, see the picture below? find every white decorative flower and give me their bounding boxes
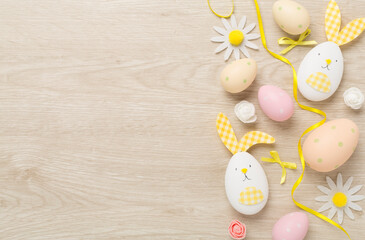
[211,15,260,61]
[234,100,257,123]
[343,87,364,110]
[315,173,365,224]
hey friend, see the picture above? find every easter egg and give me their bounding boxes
[225,152,269,215]
[258,85,294,122]
[272,212,309,240]
[220,58,257,94]
[272,0,310,35]
[298,41,344,101]
[303,119,359,172]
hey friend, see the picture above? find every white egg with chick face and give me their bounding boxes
[225,152,269,215]
[298,41,344,101]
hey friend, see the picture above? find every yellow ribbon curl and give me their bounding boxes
[251,0,351,238]
[261,151,297,184]
[278,29,318,54]
[207,0,234,18]
[207,1,351,239]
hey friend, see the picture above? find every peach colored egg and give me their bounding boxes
[303,119,359,172]
[272,212,309,240]
[258,85,294,122]
[273,0,310,35]
[220,58,257,94]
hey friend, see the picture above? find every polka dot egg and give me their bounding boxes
[303,119,359,172]
[272,0,310,35]
[258,85,294,122]
[220,58,257,94]
[272,212,309,240]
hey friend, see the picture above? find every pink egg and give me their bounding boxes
[258,85,294,122]
[272,212,309,240]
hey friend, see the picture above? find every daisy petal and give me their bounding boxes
[213,26,227,35]
[245,33,261,40]
[224,46,233,61]
[215,42,228,53]
[239,46,250,58]
[348,185,362,195]
[350,195,365,201]
[211,36,226,43]
[348,202,362,211]
[245,41,259,50]
[337,173,343,189]
[243,23,256,34]
[315,195,330,202]
[221,18,232,31]
[238,16,247,29]
[343,176,353,191]
[326,176,337,190]
[328,207,337,219]
[338,208,344,224]
[234,48,240,60]
[230,15,237,29]
[318,202,332,212]
[317,185,331,195]
[344,206,355,220]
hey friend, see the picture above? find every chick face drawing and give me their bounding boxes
[225,152,269,215]
[298,41,343,101]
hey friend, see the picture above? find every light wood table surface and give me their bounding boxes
[0,0,364,239]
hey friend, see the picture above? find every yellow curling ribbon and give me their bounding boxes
[261,151,297,184]
[207,0,234,18]
[251,0,351,238]
[278,29,318,54]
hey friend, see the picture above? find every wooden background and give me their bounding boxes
[0,0,364,239]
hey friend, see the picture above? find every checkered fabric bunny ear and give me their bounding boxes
[335,18,365,46]
[325,0,341,43]
[237,131,275,152]
[216,113,275,155]
[216,113,239,155]
[325,0,365,46]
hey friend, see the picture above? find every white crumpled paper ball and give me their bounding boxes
[234,100,257,123]
[343,87,364,110]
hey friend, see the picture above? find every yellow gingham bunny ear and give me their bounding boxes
[238,131,275,152]
[325,0,365,46]
[335,18,365,46]
[325,0,341,43]
[216,113,239,155]
[216,113,275,155]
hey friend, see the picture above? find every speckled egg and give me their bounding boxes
[273,0,310,35]
[272,212,309,240]
[258,85,294,122]
[220,58,257,94]
[303,119,359,172]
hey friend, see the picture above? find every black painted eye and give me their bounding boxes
[249,164,252,167]
[318,53,320,56]
[336,60,338,62]
[235,168,237,171]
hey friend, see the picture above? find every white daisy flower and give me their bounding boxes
[211,15,260,61]
[315,173,365,224]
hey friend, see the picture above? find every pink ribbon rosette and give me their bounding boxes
[228,220,246,239]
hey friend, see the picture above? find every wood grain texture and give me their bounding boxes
[0,0,364,239]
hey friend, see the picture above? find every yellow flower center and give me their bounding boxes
[332,192,347,208]
[229,30,244,46]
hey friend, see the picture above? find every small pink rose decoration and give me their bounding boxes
[228,220,246,239]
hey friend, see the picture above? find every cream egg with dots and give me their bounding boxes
[220,58,257,94]
[272,0,310,35]
[303,119,359,172]
[258,85,294,122]
[272,212,309,240]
